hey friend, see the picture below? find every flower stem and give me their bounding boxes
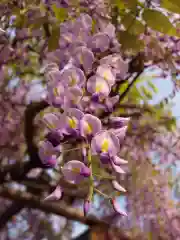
[87,147,94,201]
[94,188,110,199]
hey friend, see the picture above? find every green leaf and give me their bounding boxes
[121,0,138,9]
[121,14,145,35]
[167,0,180,9]
[147,81,158,94]
[112,0,126,10]
[161,0,180,13]
[48,26,60,51]
[140,86,153,99]
[52,4,68,22]
[142,9,177,36]
[118,31,144,53]
[113,0,140,10]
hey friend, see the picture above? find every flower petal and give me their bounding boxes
[110,199,127,216]
[112,156,128,165]
[44,185,63,201]
[112,180,126,192]
[111,161,126,174]
[96,64,116,86]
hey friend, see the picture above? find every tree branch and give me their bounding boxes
[0,187,131,240]
[119,71,143,103]
[0,101,49,229]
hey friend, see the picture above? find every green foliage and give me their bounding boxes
[113,0,139,10]
[161,0,180,13]
[52,4,68,23]
[48,26,60,51]
[142,9,177,36]
[118,31,144,53]
[121,14,145,35]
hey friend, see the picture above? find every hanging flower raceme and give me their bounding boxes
[41,11,130,217]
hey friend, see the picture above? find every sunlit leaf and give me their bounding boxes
[147,81,158,94]
[121,14,145,35]
[118,31,144,53]
[48,26,60,51]
[142,9,177,36]
[52,4,68,23]
[161,0,180,13]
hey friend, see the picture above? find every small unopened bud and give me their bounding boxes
[83,200,90,216]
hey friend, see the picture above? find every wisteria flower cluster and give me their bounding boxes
[38,12,130,216]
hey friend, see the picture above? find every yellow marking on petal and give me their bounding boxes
[70,77,77,86]
[103,70,110,81]
[95,83,103,93]
[44,119,55,129]
[101,139,109,152]
[72,167,81,174]
[44,149,52,156]
[68,118,77,129]
[53,87,59,97]
[78,54,83,65]
[85,123,92,135]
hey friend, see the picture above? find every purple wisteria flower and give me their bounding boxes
[61,160,90,184]
[59,32,73,49]
[80,114,102,139]
[105,95,119,112]
[112,156,128,165]
[110,126,128,143]
[47,82,65,107]
[73,46,94,73]
[91,130,119,164]
[109,117,130,128]
[96,64,116,86]
[77,13,92,31]
[87,75,111,101]
[110,198,127,216]
[41,10,130,217]
[88,32,110,52]
[83,200,91,216]
[63,86,83,108]
[38,141,58,167]
[100,54,129,79]
[60,66,86,87]
[64,108,84,136]
[112,180,126,192]
[42,113,61,130]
